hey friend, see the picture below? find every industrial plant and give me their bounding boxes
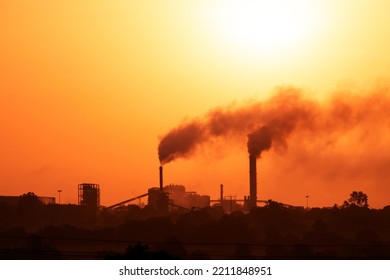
[0,152,387,260]
[106,165,235,213]
[0,146,294,221]
[0,148,277,215]
[104,151,269,214]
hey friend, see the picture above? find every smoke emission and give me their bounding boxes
[158,85,390,207]
[158,87,316,163]
[158,121,206,164]
[247,126,272,157]
[158,86,390,164]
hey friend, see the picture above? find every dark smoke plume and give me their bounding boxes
[158,121,205,164]
[247,126,272,157]
[158,86,390,164]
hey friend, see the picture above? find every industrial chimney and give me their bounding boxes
[249,154,257,208]
[159,166,163,191]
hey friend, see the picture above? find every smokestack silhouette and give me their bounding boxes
[249,154,257,208]
[159,166,163,191]
[246,126,274,207]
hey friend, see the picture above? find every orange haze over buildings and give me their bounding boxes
[1,1,390,208]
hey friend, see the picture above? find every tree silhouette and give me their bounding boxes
[18,192,42,210]
[343,191,368,208]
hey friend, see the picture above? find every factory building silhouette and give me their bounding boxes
[107,159,265,214]
[0,152,267,215]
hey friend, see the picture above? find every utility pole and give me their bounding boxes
[305,195,309,209]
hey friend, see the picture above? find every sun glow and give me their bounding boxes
[208,0,325,57]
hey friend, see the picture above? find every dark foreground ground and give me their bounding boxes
[1,199,390,259]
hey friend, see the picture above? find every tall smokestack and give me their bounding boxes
[249,154,257,208]
[159,165,163,191]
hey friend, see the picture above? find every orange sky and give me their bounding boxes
[1,1,390,208]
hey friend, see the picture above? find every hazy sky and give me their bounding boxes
[1,1,390,207]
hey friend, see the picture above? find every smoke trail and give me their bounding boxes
[158,121,205,165]
[158,87,315,163]
[158,86,390,164]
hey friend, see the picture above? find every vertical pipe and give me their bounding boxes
[220,184,224,204]
[159,165,163,191]
[249,154,257,208]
